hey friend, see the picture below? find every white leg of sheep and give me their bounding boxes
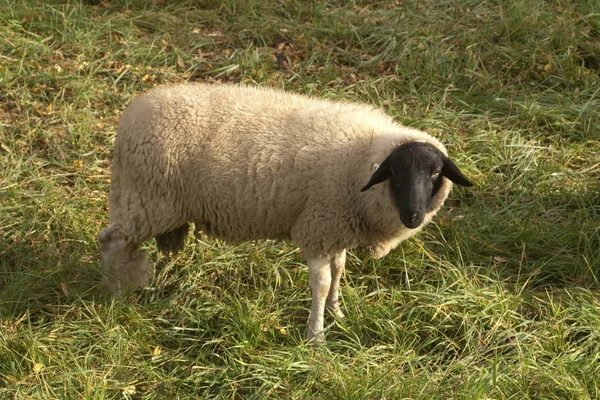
[306,255,331,343]
[326,250,346,319]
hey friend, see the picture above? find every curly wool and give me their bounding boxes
[105,83,453,260]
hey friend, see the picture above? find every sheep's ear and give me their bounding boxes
[442,157,473,187]
[361,158,391,192]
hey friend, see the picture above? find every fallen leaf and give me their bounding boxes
[122,385,136,395]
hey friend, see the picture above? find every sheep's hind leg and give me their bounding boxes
[98,225,153,297]
[325,250,346,319]
[306,255,332,343]
[155,223,190,255]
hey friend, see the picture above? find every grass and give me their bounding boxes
[1,0,599,398]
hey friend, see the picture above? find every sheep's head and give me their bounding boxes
[361,141,473,229]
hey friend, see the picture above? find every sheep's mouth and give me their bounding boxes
[402,221,422,229]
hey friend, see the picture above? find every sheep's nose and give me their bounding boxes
[407,212,419,224]
[401,211,421,229]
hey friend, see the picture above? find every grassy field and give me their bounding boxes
[1,0,599,398]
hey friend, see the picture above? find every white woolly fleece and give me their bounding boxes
[107,83,453,259]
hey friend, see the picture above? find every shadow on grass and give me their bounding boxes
[0,238,106,318]
[433,184,600,291]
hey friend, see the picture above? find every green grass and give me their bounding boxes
[1,0,599,398]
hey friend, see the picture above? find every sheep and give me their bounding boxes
[98,83,473,342]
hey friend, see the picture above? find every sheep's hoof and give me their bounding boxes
[306,334,325,345]
[306,328,326,345]
[327,306,345,319]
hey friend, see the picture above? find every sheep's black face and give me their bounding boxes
[361,142,473,229]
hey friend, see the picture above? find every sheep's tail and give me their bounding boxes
[155,223,189,255]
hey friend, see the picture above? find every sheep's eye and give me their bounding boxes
[431,170,441,179]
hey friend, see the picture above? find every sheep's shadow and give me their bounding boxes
[0,237,104,318]
[433,185,600,290]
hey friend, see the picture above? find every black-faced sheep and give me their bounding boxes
[98,83,473,342]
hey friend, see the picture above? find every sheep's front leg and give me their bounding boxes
[326,250,346,318]
[306,255,332,343]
